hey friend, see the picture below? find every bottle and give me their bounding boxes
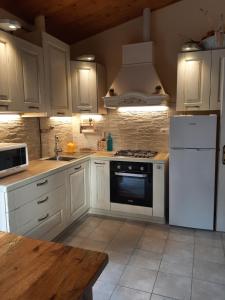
[107,133,113,151]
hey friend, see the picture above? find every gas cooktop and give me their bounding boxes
[114,149,158,158]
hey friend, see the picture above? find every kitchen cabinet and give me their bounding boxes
[91,160,110,210]
[1,171,67,241]
[0,31,23,112]
[15,37,45,113]
[66,161,90,223]
[176,49,225,111]
[71,61,106,114]
[43,33,72,116]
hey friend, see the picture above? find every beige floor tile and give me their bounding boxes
[71,223,95,238]
[106,237,136,254]
[168,232,194,244]
[83,215,104,228]
[138,237,166,254]
[164,240,194,260]
[151,294,176,300]
[79,239,108,252]
[153,272,191,300]
[144,227,168,240]
[89,227,117,243]
[128,249,162,271]
[159,256,193,277]
[106,250,131,265]
[111,286,151,300]
[63,236,85,247]
[194,244,225,264]
[93,280,116,300]
[119,265,157,293]
[193,259,225,285]
[194,236,223,248]
[192,279,225,300]
[195,230,222,239]
[98,262,125,285]
[98,218,124,231]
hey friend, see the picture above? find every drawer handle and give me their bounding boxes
[0,95,8,100]
[57,112,65,115]
[38,213,49,222]
[74,166,81,171]
[94,162,105,165]
[36,179,48,187]
[37,196,49,205]
[28,105,39,109]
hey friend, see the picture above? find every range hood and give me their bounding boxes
[104,8,169,109]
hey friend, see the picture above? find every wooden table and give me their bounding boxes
[0,232,108,300]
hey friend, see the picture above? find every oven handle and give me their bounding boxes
[114,172,147,178]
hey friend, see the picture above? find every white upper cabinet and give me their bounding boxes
[0,31,23,112]
[43,33,72,116]
[177,49,225,111]
[177,51,211,111]
[15,38,45,112]
[71,61,107,114]
[210,49,225,110]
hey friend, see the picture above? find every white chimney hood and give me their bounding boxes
[104,9,169,109]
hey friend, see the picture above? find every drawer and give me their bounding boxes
[24,209,65,241]
[8,185,66,234]
[6,171,65,211]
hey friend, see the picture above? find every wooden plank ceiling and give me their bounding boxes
[0,0,181,44]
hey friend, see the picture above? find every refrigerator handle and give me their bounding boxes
[223,146,225,165]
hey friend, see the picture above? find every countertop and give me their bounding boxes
[0,151,168,191]
[0,231,108,300]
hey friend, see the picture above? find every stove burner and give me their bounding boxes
[114,149,158,158]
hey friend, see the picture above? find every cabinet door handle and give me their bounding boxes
[74,166,81,171]
[0,104,9,109]
[185,105,200,108]
[38,213,49,222]
[94,162,105,165]
[56,112,65,115]
[0,95,8,100]
[37,196,49,204]
[36,179,48,187]
[28,105,39,109]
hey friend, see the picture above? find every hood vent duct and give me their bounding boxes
[104,8,169,109]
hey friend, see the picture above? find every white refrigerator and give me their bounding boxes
[169,115,217,230]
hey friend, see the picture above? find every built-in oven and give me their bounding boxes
[110,161,153,207]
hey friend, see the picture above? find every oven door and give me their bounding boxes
[110,171,152,207]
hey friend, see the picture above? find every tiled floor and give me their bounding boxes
[59,215,225,300]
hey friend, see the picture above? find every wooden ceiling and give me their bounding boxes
[0,0,181,44]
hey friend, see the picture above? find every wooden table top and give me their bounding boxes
[0,232,108,300]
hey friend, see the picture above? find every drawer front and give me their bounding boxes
[24,210,65,241]
[6,171,65,211]
[8,185,66,234]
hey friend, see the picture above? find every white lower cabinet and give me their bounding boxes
[153,163,166,218]
[91,160,110,210]
[66,161,90,223]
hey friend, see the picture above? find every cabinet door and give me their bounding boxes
[15,38,45,112]
[153,163,165,218]
[91,160,110,210]
[176,51,211,111]
[71,61,97,113]
[0,31,23,112]
[67,162,89,223]
[210,49,225,110]
[43,33,72,116]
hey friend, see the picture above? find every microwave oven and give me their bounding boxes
[0,143,29,178]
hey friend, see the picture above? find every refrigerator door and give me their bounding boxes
[170,115,217,149]
[169,148,216,229]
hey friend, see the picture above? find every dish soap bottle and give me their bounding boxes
[107,133,113,151]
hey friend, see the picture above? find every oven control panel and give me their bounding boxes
[110,161,153,173]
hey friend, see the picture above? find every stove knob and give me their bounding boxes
[128,166,132,170]
[140,166,144,171]
[117,165,121,169]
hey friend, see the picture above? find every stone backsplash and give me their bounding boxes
[0,116,40,160]
[0,109,171,160]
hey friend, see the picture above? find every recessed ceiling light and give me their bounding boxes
[0,19,21,31]
[76,54,95,62]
